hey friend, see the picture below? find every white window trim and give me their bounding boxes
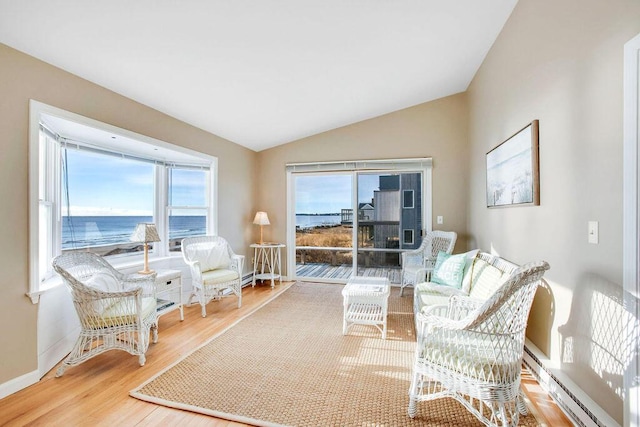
[623,32,640,427]
[285,158,432,281]
[28,100,218,303]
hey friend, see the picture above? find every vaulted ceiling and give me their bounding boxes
[0,1,517,151]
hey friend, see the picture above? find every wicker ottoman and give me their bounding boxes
[342,276,391,339]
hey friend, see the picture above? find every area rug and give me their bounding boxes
[131,282,542,426]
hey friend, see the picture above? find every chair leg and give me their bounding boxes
[138,353,146,366]
[152,324,158,344]
[55,364,67,377]
[201,303,207,317]
[407,369,421,418]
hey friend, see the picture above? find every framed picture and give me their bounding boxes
[486,120,540,208]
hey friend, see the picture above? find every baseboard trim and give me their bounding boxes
[523,340,620,427]
[0,369,39,400]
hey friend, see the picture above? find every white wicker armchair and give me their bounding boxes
[408,260,550,426]
[181,235,244,317]
[52,252,158,377]
[400,230,457,296]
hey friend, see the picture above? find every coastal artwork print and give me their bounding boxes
[486,120,540,207]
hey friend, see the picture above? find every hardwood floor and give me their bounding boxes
[0,282,572,426]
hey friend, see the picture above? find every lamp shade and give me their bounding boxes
[253,211,270,226]
[130,223,161,243]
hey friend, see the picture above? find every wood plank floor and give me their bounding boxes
[297,263,402,283]
[0,282,572,426]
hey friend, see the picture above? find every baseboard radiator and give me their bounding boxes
[523,340,619,427]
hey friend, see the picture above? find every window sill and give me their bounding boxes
[27,254,183,304]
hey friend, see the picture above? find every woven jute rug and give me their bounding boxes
[130,282,542,426]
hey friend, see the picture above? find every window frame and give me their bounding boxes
[403,189,415,209]
[28,100,217,303]
[403,229,415,245]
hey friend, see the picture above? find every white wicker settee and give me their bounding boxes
[408,250,549,426]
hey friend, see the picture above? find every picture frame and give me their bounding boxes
[486,120,540,208]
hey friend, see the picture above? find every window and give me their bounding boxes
[168,167,209,252]
[62,148,155,255]
[403,229,414,245]
[29,101,216,302]
[403,189,414,209]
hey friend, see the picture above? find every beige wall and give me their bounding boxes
[0,43,258,384]
[257,93,470,272]
[467,0,640,423]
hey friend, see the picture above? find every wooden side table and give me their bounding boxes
[250,243,285,289]
[154,269,184,322]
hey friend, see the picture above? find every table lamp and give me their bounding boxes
[130,223,161,274]
[253,211,270,244]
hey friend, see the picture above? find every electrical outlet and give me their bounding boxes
[437,216,443,225]
[588,221,598,244]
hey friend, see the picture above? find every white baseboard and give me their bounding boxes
[0,369,39,400]
[523,339,620,427]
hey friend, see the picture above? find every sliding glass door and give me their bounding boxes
[287,159,431,284]
[294,173,354,280]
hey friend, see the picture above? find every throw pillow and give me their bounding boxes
[187,242,231,272]
[85,271,120,293]
[431,251,466,289]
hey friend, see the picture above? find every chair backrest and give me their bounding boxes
[181,235,234,271]
[52,252,123,293]
[421,230,457,267]
[465,261,550,335]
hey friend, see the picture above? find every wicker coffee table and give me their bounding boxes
[342,276,391,339]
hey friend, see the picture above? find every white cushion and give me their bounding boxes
[468,260,507,300]
[88,296,156,328]
[459,249,480,293]
[187,242,231,272]
[202,269,239,285]
[85,271,120,293]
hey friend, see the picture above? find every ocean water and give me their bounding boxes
[62,215,206,249]
[62,214,341,249]
[295,214,341,229]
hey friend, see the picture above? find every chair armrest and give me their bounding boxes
[183,259,204,279]
[230,254,244,273]
[122,273,157,298]
[402,251,424,267]
[447,295,484,321]
[414,267,434,283]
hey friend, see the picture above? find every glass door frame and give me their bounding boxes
[286,158,433,283]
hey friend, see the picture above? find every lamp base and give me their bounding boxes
[137,268,155,275]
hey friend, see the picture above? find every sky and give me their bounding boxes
[63,149,206,216]
[64,148,383,216]
[295,173,380,214]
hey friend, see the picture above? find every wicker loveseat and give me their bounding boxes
[408,250,549,426]
[413,250,520,324]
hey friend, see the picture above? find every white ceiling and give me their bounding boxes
[0,1,517,152]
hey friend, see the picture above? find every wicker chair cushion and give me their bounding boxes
[202,268,239,285]
[186,242,231,271]
[85,271,120,293]
[420,337,520,382]
[468,259,508,300]
[87,296,156,329]
[415,292,451,314]
[459,249,480,293]
[431,252,466,288]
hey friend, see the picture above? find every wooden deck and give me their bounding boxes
[296,262,402,283]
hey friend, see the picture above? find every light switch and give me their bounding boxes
[437,216,443,225]
[588,221,598,244]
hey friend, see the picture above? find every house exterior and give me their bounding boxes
[0,0,638,425]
